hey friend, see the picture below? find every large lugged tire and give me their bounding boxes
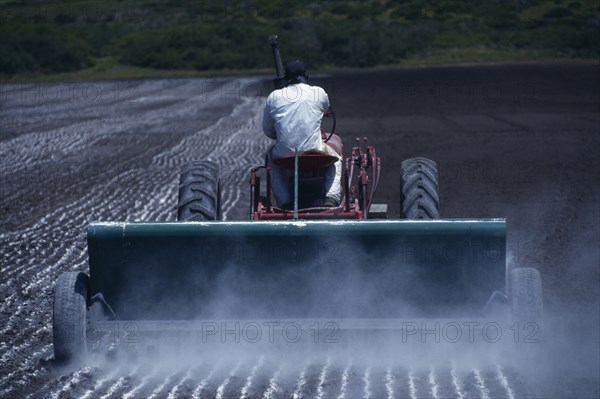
[400,157,440,219]
[53,271,89,363]
[510,267,544,341]
[177,161,221,221]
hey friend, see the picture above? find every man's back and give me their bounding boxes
[263,82,330,159]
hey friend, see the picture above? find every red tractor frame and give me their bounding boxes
[250,132,381,220]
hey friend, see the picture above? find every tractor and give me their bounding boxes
[51,36,543,364]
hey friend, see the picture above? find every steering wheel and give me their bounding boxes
[323,105,336,143]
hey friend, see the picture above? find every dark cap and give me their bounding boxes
[284,60,307,79]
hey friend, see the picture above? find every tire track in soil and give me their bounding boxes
[166,363,212,399]
[210,360,244,399]
[319,363,344,399]
[342,363,368,399]
[190,361,224,399]
[294,360,327,399]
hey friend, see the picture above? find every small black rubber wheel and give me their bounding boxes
[400,157,440,219]
[510,267,544,345]
[53,271,89,363]
[177,161,221,221]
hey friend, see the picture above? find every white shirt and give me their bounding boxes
[262,83,330,159]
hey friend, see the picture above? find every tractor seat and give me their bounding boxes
[274,152,338,171]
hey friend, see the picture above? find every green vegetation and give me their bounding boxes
[1,0,599,80]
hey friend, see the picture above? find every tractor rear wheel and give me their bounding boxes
[400,157,440,219]
[177,161,222,221]
[53,271,89,363]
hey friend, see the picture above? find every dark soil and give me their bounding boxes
[1,62,598,398]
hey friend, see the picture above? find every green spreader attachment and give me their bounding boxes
[87,220,506,321]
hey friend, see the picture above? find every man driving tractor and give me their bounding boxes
[262,60,342,209]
